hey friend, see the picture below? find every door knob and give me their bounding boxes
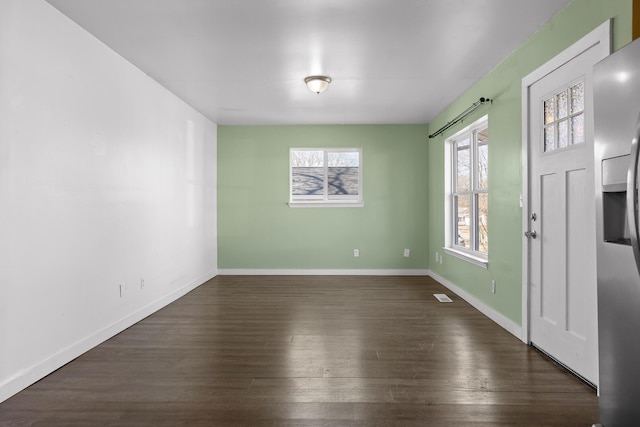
[524,230,537,239]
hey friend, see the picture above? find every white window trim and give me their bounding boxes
[287,201,365,208]
[444,115,489,267]
[288,147,363,208]
[443,246,488,269]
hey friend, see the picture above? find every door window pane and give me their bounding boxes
[558,119,569,149]
[544,125,555,152]
[570,82,584,114]
[556,90,568,119]
[544,98,555,124]
[571,113,585,145]
[542,80,584,153]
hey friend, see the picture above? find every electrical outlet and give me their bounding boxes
[404,248,410,257]
[140,278,145,290]
[353,249,359,257]
[435,252,439,262]
[119,283,126,298]
[491,279,496,294]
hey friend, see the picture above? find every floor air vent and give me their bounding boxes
[434,293,452,303]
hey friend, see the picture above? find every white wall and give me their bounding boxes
[0,0,217,402]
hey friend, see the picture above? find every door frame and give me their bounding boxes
[520,20,611,345]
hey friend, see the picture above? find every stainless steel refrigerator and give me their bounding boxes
[594,37,640,426]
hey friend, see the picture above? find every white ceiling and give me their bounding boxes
[45,0,572,125]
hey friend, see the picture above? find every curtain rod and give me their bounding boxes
[428,97,492,139]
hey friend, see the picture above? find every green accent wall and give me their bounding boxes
[217,0,633,328]
[218,125,429,270]
[427,0,633,325]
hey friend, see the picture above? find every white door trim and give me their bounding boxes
[521,20,611,344]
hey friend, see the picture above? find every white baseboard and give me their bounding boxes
[217,269,431,276]
[0,270,217,404]
[429,271,523,339]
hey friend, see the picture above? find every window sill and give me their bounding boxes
[443,247,488,269]
[288,202,365,208]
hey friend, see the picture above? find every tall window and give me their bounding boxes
[446,116,488,264]
[289,148,363,207]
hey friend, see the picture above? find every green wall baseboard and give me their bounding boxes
[217,269,430,276]
[430,271,523,340]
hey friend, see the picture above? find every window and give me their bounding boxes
[289,148,363,207]
[543,80,584,152]
[445,116,488,267]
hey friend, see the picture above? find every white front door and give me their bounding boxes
[523,22,610,386]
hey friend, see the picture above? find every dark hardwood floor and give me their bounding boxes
[0,275,598,426]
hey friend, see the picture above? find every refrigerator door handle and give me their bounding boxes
[626,114,640,275]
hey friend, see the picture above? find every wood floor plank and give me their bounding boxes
[0,275,599,426]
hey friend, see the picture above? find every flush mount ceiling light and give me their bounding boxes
[304,75,332,94]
